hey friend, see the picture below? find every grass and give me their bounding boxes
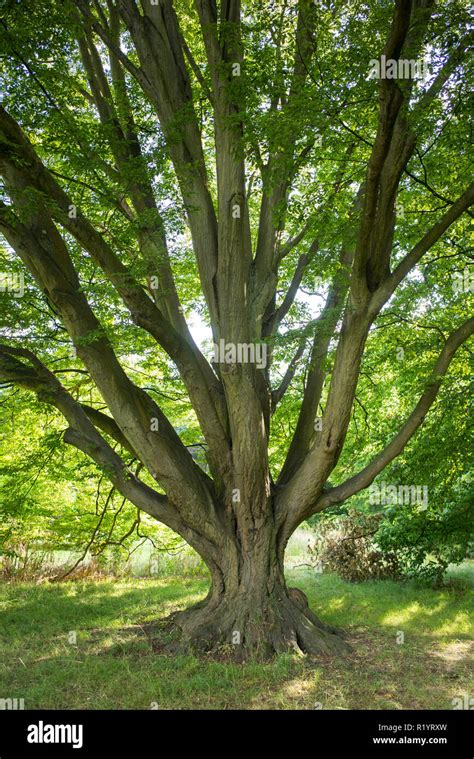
[0,563,472,710]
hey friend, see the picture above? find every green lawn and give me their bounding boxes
[0,564,472,710]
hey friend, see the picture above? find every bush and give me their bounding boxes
[309,477,473,585]
[311,510,401,582]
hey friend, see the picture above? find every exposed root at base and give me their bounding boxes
[158,587,351,662]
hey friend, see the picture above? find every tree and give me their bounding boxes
[0,0,472,659]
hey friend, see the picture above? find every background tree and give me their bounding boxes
[0,0,472,659]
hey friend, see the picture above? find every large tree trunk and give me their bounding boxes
[168,515,349,661]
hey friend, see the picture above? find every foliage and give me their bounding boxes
[375,477,474,584]
[307,308,474,583]
[310,474,473,584]
[0,390,186,576]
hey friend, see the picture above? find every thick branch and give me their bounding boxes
[77,19,186,332]
[79,0,220,324]
[353,0,435,297]
[0,105,231,486]
[370,182,474,316]
[0,201,219,537]
[0,344,220,562]
[314,317,474,512]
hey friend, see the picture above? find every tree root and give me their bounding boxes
[160,586,351,662]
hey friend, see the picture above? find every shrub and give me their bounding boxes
[311,510,401,582]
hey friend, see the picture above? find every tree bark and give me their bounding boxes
[167,509,349,661]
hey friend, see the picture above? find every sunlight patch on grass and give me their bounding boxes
[0,568,472,710]
[430,640,473,663]
[432,613,472,638]
[380,602,429,626]
[279,673,320,701]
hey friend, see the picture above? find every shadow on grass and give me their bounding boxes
[0,570,472,709]
[0,578,207,644]
[1,570,472,647]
